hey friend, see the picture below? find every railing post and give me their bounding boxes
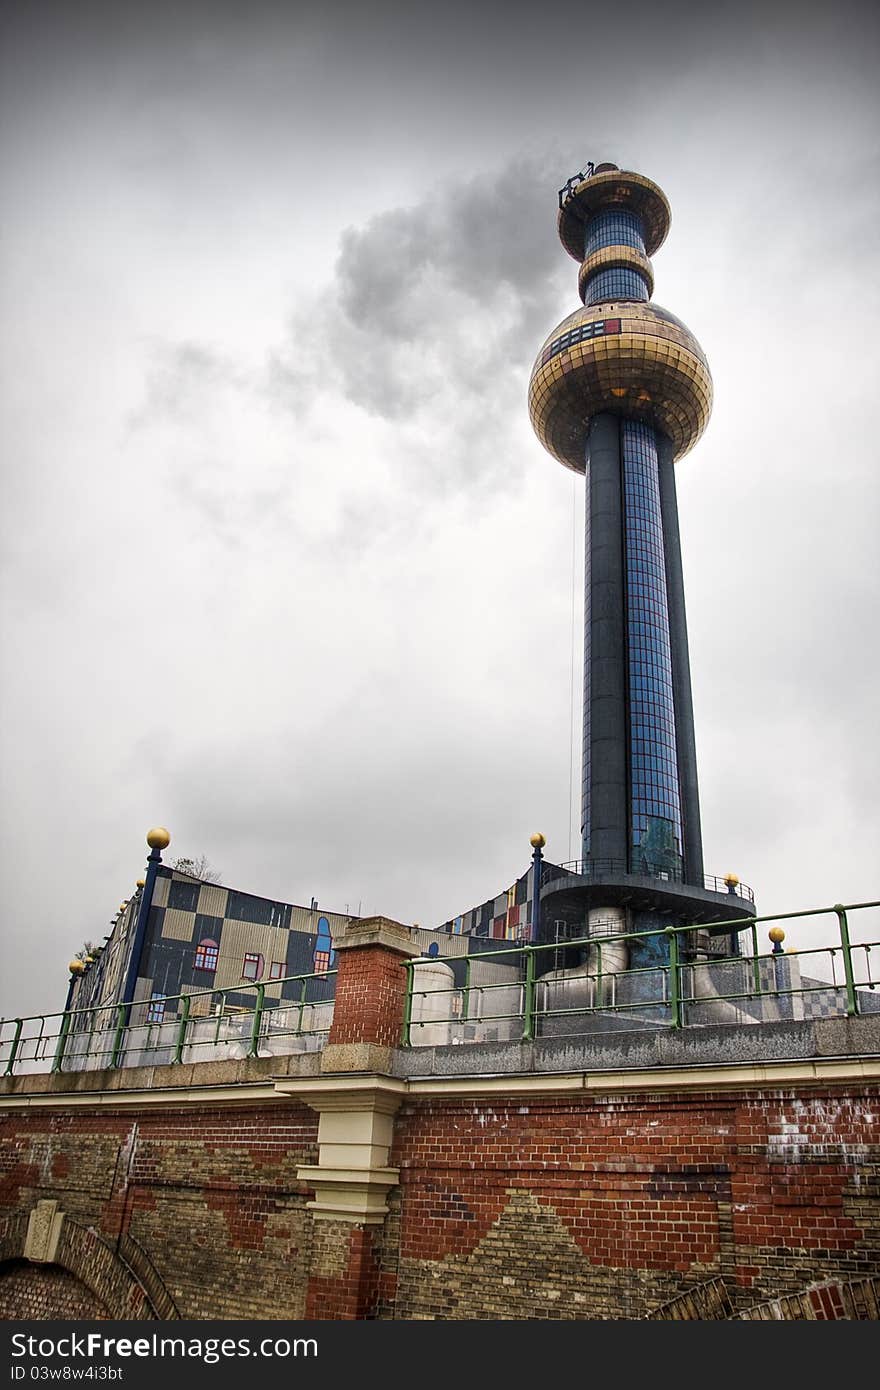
[248,984,265,1058]
[172,993,191,1065]
[667,929,681,1028]
[298,976,308,1036]
[834,904,859,1017]
[462,955,471,1023]
[401,961,414,1047]
[596,939,603,1008]
[751,921,762,996]
[522,947,536,1041]
[4,1019,23,1076]
[110,1004,127,1069]
[51,1011,72,1073]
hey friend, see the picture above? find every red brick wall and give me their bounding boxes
[328,947,409,1049]
[0,1100,320,1321]
[388,1086,880,1318]
[1,1082,877,1319]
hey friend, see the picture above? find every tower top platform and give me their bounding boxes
[558,164,671,260]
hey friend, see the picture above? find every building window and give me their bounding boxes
[242,952,264,982]
[313,916,336,975]
[147,993,165,1024]
[194,938,219,973]
[584,208,646,257]
[269,961,285,981]
[584,266,649,305]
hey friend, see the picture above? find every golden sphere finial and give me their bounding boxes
[530,832,546,850]
[768,927,786,945]
[146,826,170,850]
[119,902,128,912]
[68,958,85,975]
[723,872,740,888]
[136,878,145,888]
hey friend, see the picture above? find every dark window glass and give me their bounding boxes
[585,267,648,305]
[585,209,646,257]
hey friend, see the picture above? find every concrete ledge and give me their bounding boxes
[0,1051,321,1108]
[333,916,419,956]
[393,1014,880,1079]
[320,1043,395,1074]
[2,1016,877,1110]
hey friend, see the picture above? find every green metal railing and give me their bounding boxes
[401,901,879,1045]
[0,970,337,1078]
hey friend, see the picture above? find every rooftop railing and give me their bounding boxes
[543,858,755,903]
[0,970,336,1079]
[402,901,878,1045]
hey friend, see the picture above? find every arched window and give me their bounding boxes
[194,938,219,973]
[313,916,335,975]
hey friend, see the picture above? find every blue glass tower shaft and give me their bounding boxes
[581,412,704,884]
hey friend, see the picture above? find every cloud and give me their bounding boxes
[264,154,568,496]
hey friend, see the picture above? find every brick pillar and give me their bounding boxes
[292,917,417,1318]
[304,1223,382,1320]
[322,915,419,1075]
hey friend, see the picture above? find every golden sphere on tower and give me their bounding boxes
[68,958,85,975]
[136,879,145,888]
[530,832,546,849]
[529,300,713,469]
[723,873,740,888]
[119,902,128,912]
[146,827,171,850]
[768,927,786,945]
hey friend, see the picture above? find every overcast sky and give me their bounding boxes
[2,0,878,1019]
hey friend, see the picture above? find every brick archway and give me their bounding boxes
[0,1258,109,1320]
[0,1212,178,1320]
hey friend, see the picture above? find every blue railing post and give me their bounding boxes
[530,833,545,943]
[118,828,169,1037]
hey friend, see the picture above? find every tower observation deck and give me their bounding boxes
[529,163,754,955]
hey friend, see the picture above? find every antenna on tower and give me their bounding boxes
[558,161,595,208]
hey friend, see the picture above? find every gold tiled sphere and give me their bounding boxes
[528,301,712,471]
[146,826,171,850]
[558,169,671,261]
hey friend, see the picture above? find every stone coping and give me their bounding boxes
[1,1015,877,1107]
